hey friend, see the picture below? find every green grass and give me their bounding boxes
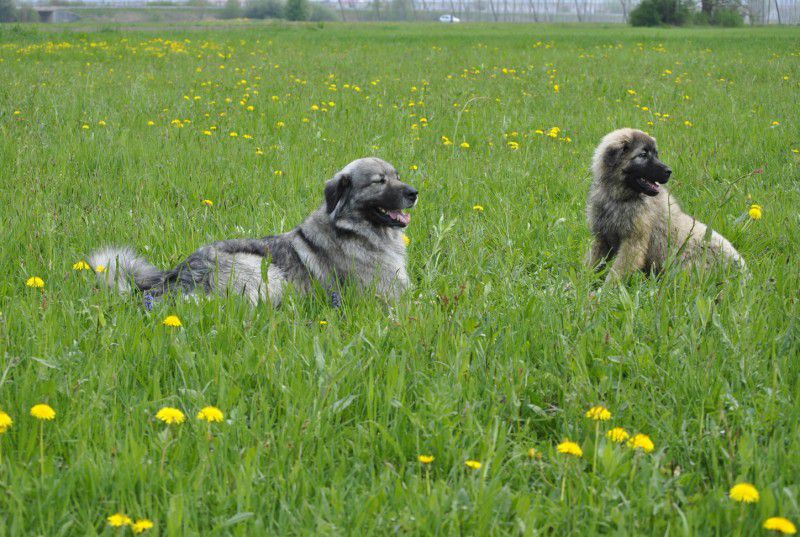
[0,22,798,535]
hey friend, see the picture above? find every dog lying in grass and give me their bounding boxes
[89,157,418,306]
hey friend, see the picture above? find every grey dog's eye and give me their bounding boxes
[639,152,648,158]
[375,175,387,184]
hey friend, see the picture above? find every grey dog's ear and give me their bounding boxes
[324,172,352,219]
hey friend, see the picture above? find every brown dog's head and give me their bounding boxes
[592,128,672,198]
[324,157,418,229]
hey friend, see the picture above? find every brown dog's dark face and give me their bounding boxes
[600,130,673,197]
[621,136,672,197]
[324,158,418,228]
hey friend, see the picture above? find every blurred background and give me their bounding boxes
[1,0,797,26]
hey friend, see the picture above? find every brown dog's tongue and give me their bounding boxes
[388,210,411,225]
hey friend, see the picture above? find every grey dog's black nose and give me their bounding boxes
[665,167,672,178]
[404,186,418,201]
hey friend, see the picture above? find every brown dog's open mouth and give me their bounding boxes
[376,207,411,227]
[636,177,662,196]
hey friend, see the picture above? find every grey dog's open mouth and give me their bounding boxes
[636,177,661,196]
[376,207,411,226]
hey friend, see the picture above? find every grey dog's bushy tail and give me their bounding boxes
[88,246,164,294]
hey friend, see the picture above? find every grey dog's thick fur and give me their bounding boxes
[89,158,417,306]
[586,128,745,278]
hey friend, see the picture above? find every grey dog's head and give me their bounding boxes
[324,157,418,228]
[592,128,672,198]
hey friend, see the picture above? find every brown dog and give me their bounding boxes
[586,128,745,279]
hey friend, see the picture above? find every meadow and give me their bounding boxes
[0,21,798,535]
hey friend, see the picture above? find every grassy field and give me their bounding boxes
[0,22,798,535]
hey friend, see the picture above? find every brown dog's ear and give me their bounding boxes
[324,172,352,219]
[604,136,631,167]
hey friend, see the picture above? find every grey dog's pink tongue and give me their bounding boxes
[387,210,411,225]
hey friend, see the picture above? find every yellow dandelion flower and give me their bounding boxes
[274,170,284,176]
[26,276,45,288]
[155,407,185,425]
[460,142,470,149]
[276,121,285,128]
[684,120,693,127]
[764,517,797,534]
[162,315,182,328]
[147,121,155,126]
[132,519,154,534]
[528,447,541,459]
[473,205,484,212]
[13,110,21,115]
[95,265,106,273]
[465,460,482,469]
[418,454,434,464]
[319,320,328,326]
[627,89,636,95]
[0,410,13,432]
[508,141,520,150]
[402,234,410,246]
[203,130,212,136]
[410,165,418,171]
[627,433,655,453]
[553,84,560,93]
[131,518,153,533]
[730,483,760,503]
[557,440,583,458]
[585,405,612,421]
[107,513,133,527]
[229,132,238,137]
[81,124,90,130]
[311,105,320,111]
[606,427,630,443]
[772,121,780,126]
[196,406,224,423]
[73,260,91,271]
[98,120,106,126]
[749,204,762,220]
[202,199,213,206]
[30,404,56,421]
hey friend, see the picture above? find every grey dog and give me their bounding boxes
[89,157,418,306]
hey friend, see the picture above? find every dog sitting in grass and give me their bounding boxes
[89,157,418,306]
[586,128,745,279]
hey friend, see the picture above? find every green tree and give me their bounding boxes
[0,0,17,23]
[285,0,308,20]
[629,0,691,25]
[220,0,242,19]
[244,0,283,19]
